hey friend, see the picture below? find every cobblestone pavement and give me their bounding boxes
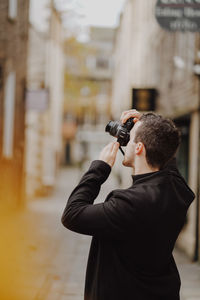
[1,166,200,300]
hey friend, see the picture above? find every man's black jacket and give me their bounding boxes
[61,159,195,300]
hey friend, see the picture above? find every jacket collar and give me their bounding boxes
[131,157,177,184]
[131,171,159,184]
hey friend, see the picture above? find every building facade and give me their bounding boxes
[26,0,64,198]
[111,0,200,261]
[156,31,200,261]
[0,0,29,208]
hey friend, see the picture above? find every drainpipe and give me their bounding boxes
[193,48,200,262]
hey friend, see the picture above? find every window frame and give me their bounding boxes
[8,0,18,21]
[3,71,16,159]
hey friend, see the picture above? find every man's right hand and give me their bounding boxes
[120,109,142,124]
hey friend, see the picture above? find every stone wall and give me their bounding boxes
[0,0,29,208]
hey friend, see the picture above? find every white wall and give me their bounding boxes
[26,3,64,196]
[29,0,50,33]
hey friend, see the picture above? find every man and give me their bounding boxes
[61,110,195,300]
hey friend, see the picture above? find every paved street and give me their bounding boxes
[174,249,200,300]
[1,166,200,300]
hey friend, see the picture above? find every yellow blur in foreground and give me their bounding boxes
[0,209,35,300]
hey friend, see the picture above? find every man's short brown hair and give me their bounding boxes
[134,112,181,169]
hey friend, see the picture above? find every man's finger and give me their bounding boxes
[104,142,115,153]
[120,109,139,120]
[108,141,115,148]
[111,142,119,155]
[121,111,141,124]
[120,110,134,121]
[120,111,131,122]
[124,111,140,119]
[133,117,139,123]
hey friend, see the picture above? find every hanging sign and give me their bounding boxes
[132,89,157,111]
[155,0,200,32]
[26,89,49,112]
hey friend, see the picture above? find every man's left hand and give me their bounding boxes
[99,142,119,168]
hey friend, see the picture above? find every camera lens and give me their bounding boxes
[105,121,112,132]
[105,121,121,137]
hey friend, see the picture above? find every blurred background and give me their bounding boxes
[0,0,200,299]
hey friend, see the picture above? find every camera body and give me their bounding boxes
[105,117,134,146]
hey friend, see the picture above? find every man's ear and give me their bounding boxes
[135,142,143,155]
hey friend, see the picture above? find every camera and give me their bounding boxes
[105,117,134,147]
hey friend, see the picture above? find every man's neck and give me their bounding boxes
[133,162,159,176]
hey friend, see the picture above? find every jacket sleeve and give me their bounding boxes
[61,160,135,240]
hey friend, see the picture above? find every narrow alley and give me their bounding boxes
[1,1,200,300]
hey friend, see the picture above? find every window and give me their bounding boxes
[3,71,16,158]
[175,116,190,183]
[0,65,3,89]
[8,0,18,20]
[96,58,109,69]
[132,88,157,111]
